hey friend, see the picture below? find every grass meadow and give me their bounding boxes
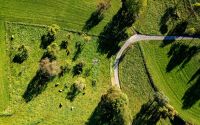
[0,22,111,125]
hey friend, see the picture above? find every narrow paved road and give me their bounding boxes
[113,34,198,88]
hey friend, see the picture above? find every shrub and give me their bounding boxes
[97,0,111,12]
[39,58,60,78]
[48,24,60,36]
[13,45,28,63]
[67,78,86,101]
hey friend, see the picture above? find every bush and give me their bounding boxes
[39,58,60,78]
[13,45,28,63]
[97,0,111,12]
[48,24,60,36]
[67,78,86,101]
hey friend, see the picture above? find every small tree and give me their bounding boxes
[40,24,60,49]
[90,86,131,125]
[48,24,60,37]
[39,58,60,78]
[13,45,29,63]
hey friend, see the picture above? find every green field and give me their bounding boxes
[0,22,111,124]
[120,40,200,124]
[140,40,200,124]
[0,0,200,124]
[0,0,121,35]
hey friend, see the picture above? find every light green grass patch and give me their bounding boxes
[0,22,111,125]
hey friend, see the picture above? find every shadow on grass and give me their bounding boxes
[97,6,137,58]
[166,42,200,72]
[159,7,177,35]
[132,100,162,125]
[182,67,200,109]
[72,41,84,61]
[23,70,53,102]
[82,9,104,32]
[66,85,79,102]
[161,21,188,47]
[82,1,111,32]
[170,115,186,125]
[40,33,55,49]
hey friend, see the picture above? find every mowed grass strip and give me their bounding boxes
[0,22,110,124]
[0,0,121,35]
[0,20,10,112]
[140,40,200,124]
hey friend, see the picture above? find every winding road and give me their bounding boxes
[113,34,199,88]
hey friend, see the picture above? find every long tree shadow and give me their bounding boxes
[97,5,138,58]
[23,70,54,102]
[182,67,200,109]
[82,1,111,32]
[132,100,162,125]
[166,42,200,72]
[161,21,188,47]
[159,7,177,35]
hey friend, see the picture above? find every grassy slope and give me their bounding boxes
[0,21,10,112]
[0,23,110,125]
[119,44,154,115]
[0,0,121,35]
[140,40,200,124]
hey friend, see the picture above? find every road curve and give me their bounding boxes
[113,34,198,88]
